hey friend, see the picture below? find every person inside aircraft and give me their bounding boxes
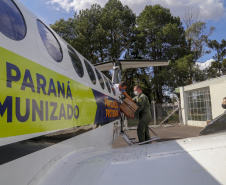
[114,81,132,100]
[132,85,152,142]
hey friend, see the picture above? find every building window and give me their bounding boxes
[37,20,63,62]
[186,87,212,121]
[0,0,26,40]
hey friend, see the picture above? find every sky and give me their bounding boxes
[18,0,226,67]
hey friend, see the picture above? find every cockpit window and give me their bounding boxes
[67,45,84,77]
[84,60,96,84]
[37,20,63,62]
[0,0,26,40]
[104,76,111,93]
[95,69,105,90]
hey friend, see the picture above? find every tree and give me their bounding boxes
[185,21,215,59]
[122,68,153,100]
[222,58,226,75]
[207,39,226,77]
[51,1,216,103]
[177,8,216,84]
[182,8,200,29]
[72,4,106,63]
[101,0,136,60]
[167,55,206,87]
[182,8,215,60]
[135,4,186,103]
[50,18,77,45]
[51,0,136,65]
[50,4,105,63]
[208,39,226,62]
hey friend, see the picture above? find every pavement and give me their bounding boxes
[112,124,203,149]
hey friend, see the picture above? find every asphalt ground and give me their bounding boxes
[112,125,203,149]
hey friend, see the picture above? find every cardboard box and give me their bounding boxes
[124,98,138,111]
[120,103,134,116]
[120,98,138,117]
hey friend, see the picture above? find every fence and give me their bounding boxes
[127,101,182,128]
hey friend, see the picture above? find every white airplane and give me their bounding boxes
[0,0,226,185]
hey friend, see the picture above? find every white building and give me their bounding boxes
[179,75,226,127]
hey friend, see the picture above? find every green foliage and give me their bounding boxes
[50,0,221,103]
[185,21,215,59]
[136,4,186,60]
[51,0,136,64]
[73,4,106,63]
[134,4,186,103]
[50,18,77,45]
[163,54,207,92]
[122,68,153,101]
[222,59,226,75]
[101,0,136,60]
[208,39,226,61]
[206,39,226,77]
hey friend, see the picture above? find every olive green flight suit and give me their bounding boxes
[132,93,151,142]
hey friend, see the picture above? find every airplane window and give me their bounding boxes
[67,45,84,77]
[84,60,96,84]
[95,69,105,90]
[37,20,63,62]
[0,0,26,40]
[104,76,111,93]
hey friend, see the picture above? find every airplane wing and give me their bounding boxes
[94,60,170,71]
[38,132,226,185]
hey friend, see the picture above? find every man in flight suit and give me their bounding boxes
[132,85,151,142]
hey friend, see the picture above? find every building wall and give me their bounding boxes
[180,87,187,125]
[210,81,226,119]
[187,120,208,127]
[180,75,226,127]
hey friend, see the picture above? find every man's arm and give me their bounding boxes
[122,91,132,101]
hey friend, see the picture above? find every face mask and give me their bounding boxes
[134,91,139,96]
[222,104,226,109]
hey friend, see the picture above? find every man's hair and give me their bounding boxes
[134,85,142,90]
[119,81,127,87]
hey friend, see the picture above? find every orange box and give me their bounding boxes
[124,98,138,111]
[120,98,138,117]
